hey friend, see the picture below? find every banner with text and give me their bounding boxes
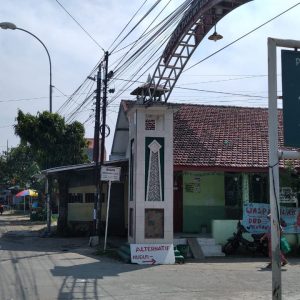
[130,244,175,265]
[243,203,300,233]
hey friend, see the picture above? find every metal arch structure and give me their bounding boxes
[135,0,253,103]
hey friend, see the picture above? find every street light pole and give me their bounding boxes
[0,22,53,235]
[0,22,53,112]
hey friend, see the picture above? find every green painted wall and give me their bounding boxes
[183,171,225,233]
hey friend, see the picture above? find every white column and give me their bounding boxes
[127,104,174,244]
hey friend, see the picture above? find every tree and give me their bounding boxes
[0,144,40,189]
[14,110,88,235]
[0,154,8,187]
[15,110,88,169]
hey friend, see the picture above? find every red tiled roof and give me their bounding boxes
[121,100,300,170]
[173,104,298,170]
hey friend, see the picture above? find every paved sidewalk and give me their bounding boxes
[0,211,47,237]
[1,212,300,299]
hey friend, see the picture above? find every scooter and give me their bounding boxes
[222,220,268,256]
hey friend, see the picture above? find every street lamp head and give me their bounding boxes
[208,31,223,42]
[208,24,223,42]
[0,22,52,112]
[0,22,17,30]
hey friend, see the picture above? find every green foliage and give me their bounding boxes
[0,144,39,188]
[280,164,300,191]
[14,110,88,169]
[30,208,47,221]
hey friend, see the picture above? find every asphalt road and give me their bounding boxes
[1,212,300,300]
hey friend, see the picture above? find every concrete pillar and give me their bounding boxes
[127,103,174,244]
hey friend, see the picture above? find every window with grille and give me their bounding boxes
[224,173,243,219]
[249,173,269,203]
[145,119,156,130]
[68,193,83,203]
[85,193,95,203]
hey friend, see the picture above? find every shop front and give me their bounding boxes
[174,170,270,236]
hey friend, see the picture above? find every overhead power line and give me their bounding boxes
[108,0,149,51]
[111,0,192,74]
[0,74,269,104]
[107,2,300,106]
[175,86,268,99]
[66,80,96,123]
[54,0,105,52]
[108,0,193,103]
[110,0,164,54]
[111,0,168,70]
[112,77,268,99]
[56,59,103,116]
[53,86,68,98]
[178,75,267,85]
[63,0,294,125]
[184,2,300,72]
[61,0,192,118]
[0,95,69,103]
[61,1,186,118]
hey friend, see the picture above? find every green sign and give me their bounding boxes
[282,50,300,147]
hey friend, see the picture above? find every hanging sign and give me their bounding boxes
[281,50,300,147]
[101,166,121,252]
[130,244,175,265]
[100,166,121,182]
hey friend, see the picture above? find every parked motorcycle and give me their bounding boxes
[222,220,268,256]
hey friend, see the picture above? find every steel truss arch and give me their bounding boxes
[134,0,253,103]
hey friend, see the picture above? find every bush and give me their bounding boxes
[30,209,46,221]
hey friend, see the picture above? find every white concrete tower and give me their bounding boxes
[127,103,174,244]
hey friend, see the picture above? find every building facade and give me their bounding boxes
[110,101,299,242]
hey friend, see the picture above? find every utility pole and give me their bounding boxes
[93,63,102,236]
[100,52,109,165]
[267,37,300,300]
[46,178,51,234]
[97,51,110,239]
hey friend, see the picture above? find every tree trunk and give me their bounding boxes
[56,175,69,236]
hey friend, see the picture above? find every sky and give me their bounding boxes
[1,0,300,156]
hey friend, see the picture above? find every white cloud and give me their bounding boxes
[0,0,299,153]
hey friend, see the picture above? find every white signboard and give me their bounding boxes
[130,244,175,265]
[101,166,121,182]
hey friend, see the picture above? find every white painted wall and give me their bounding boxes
[127,104,174,244]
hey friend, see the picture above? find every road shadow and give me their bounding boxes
[50,259,154,299]
[0,213,156,299]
